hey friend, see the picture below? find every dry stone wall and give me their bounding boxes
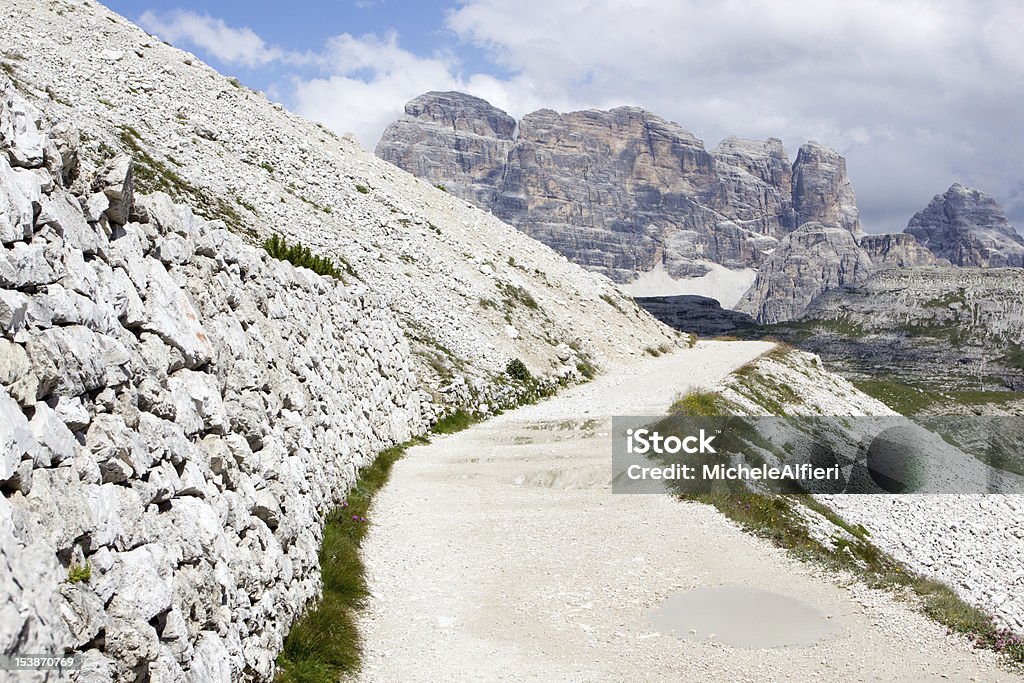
[1,85,426,682]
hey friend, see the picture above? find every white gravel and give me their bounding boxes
[352,342,1020,682]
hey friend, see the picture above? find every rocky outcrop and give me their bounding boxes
[377,92,861,284]
[858,233,943,268]
[736,223,874,323]
[797,266,1024,390]
[904,184,1024,267]
[791,142,861,235]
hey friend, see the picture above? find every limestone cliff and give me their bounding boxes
[904,183,1024,267]
[858,233,943,268]
[735,223,874,324]
[377,92,862,284]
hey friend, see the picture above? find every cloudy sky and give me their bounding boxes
[105,0,1023,233]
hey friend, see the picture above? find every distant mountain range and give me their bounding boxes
[377,91,1024,324]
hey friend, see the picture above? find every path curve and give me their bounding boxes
[352,341,1019,682]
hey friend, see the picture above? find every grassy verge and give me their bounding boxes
[275,437,425,682]
[275,406,489,681]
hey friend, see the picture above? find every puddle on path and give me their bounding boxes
[649,586,840,648]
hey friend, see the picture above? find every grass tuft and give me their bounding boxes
[669,390,727,416]
[431,409,479,435]
[67,561,91,584]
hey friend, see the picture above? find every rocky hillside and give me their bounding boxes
[0,0,683,679]
[0,1,677,411]
[906,184,1024,267]
[377,91,861,285]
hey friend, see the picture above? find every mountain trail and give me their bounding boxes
[353,341,1019,682]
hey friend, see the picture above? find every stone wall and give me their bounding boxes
[1,85,426,681]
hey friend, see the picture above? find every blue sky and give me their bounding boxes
[101,1,1024,234]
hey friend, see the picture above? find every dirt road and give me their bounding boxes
[352,342,1018,682]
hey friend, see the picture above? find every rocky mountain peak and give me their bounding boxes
[904,183,1024,267]
[378,92,863,287]
[402,91,517,140]
[792,141,861,235]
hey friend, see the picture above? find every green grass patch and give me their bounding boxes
[432,409,479,435]
[669,390,728,416]
[276,437,427,682]
[354,184,370,194]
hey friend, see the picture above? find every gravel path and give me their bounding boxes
[352,342,1019,681]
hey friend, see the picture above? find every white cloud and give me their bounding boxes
[441,0,1024,231]
[139,10,286,68]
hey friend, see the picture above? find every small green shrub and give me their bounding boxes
[68,561,91,584]
[435,184,447,192]
[575,359,597,380]
[505,358,533,384]
[263,234,345,280]
[355,184,369,194]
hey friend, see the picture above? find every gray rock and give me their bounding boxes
[737,222,874,323]
[0,291,29,336]
[38,191,102,255]
[0,156,36,244]
[904,183,1024,267]
[859,233,943,268]
[378,92,862,282]
[791,142,861,234]
[52,394,90,430]
[141,260,214,368]
[94,155,134,225]
[0,387,33,483]
[0,242,58,288]
[59,582,106,648]
[1,86,45,168]
[107,544,174,621]
[28,400,78,464]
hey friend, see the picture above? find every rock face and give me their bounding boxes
[791,142,861,235]
[736,223,874,323]
[378,92,862,283]
[904,184,1024,267]
[798,266,1024,390]
[858,233,943,268]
